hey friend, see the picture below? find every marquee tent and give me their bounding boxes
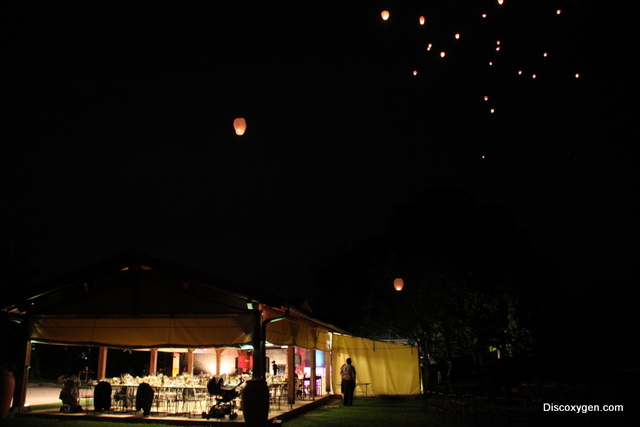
[4,251,420,409]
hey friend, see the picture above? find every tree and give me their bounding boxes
[313,186,545,366]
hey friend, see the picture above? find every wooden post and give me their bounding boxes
[97,347,108,380]
[12,340,31,411]
[287,346,295,404]
[309,349,316,399]
[187,349,195,375]
[149,349,158,375]
[326,350,332,394]
[215,348,224,376]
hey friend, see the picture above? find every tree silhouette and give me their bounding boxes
[314,187,547,366]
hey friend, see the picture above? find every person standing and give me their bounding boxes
[340,358,357,406]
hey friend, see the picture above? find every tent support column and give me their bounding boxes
[215,349,224,376]
[309,349,316,399]
[149,349,158,375]
[97,347,107,380]
[12,339,31,412]
[187,349,195,375]
[326,349,332,394]
[287,346,295,405]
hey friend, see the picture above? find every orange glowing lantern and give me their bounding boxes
[381,10,390,21]
[498,0,504,5]
[496,46,501,51]
[482,13,487,18]
[489,61,493,66]
[440,51,446,58]
[532,74,537,79]
[496,40,501,45]
[557,9,562,15]
[393,278,404,291]
[490,108,495,113]
[427,43,433,51]
[484,96,489,101]
[575,73,580,78]
[518,70,523,75]
[543,52,548,57]
[419,16,425,25]
[233,118,247,135]
[455,33,460,40]
[413,70,418,76]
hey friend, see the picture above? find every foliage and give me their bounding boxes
[313,186,547,363]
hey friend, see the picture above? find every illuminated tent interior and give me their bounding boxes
[7,251,419,409]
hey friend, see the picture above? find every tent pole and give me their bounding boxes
[97,347,107,380]
[149,349,158,375]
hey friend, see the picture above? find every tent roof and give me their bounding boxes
[5,250,350,349]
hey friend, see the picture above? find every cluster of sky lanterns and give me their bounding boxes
[379,3,581,119]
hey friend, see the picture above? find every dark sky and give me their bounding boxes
[2,1,637,302]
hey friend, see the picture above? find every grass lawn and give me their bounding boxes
[2,396,450,427]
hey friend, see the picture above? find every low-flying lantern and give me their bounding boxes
[393,278,404,291]
[440,51,446,58]
[233,118,247,135]
[381,10,390,20]
[419,16,425,25]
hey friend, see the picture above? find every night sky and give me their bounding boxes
[2,1,637,307]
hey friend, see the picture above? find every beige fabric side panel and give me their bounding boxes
[331,334,421,396]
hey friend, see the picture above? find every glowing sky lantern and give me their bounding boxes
[518,70,523,75]
[557,9,562,15]
[489,61,493,66]
[482,13,487,18]
[381,10,390,21]
[543,52,548,57]
[233,118,246,135]
[575,73,580,78]
[419,16,425,25]
[393,278,404,291]
[490,108,495,113]
[498,0,504,5]
[440,51,446,58]
[484,96,489,101]
[455,33,460,40]
[532,74,537,79]
[413,70,418,76]
[496,40,501,45]
[427,43,433,51]
[496,46,501,51]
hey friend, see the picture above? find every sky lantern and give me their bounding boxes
[419,16,425,25]
[482,13,487,18]
[484,96,489,101]
[381,10,390,21]
[490,108,495,113]
[557,9,562,15]
[575,73,580,78]
[518,70,523,75]
[455,33,460,40]
[532,74,537,78]
[427,43,433,51]
[440,51,446,58]
[393,278,404,291]
[413,70,418,76]
[233,118,246,135]
[496,40,501,45]
[489,61,493,66]
[496,46,501,51]
[543,52,548,57]
[498,0,504,5]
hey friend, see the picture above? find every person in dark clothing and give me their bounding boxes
[340,358,357,406]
